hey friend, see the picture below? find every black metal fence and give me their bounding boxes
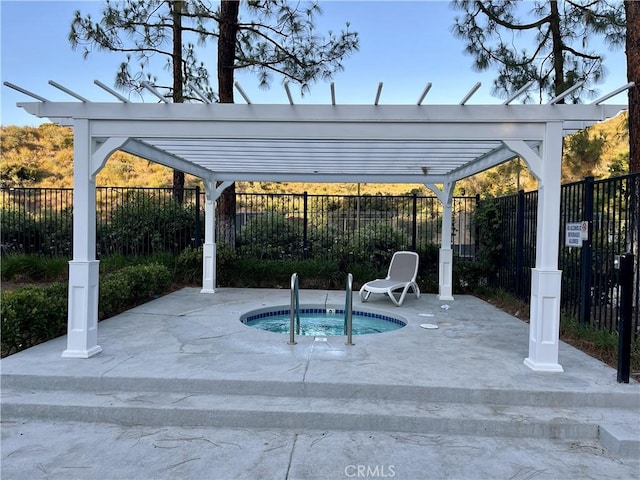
[235,192,477,261]
[0,187,202,257]
[484,173,640,334]
[2,175,638,335]
[0,187,476,260]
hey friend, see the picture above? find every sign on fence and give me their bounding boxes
[565,221,588,247]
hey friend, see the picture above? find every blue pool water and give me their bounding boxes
[241,307,406,336]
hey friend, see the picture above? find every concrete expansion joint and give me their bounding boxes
[285,432,298,480]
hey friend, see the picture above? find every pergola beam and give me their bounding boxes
[17,101,625,124]
[122,139,214,180]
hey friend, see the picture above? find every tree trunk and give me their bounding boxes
[549,1,566,99]
[216,0,240,247]
[171,0,185,203]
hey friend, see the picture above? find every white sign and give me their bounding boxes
[566,223,583,247]
[580,220,589,240]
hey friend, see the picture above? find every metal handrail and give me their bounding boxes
[289,273,301,345]
[344,273,354,345]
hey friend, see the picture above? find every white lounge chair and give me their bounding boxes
[359,251,420,306]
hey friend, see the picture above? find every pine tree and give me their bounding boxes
[451,0,625,102]
[69,0,359,230]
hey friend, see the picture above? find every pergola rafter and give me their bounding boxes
[4,79,632,373]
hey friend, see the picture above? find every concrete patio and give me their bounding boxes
[2,288,639,479]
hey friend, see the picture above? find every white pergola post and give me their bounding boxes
[63,119,100,358]
[201,180,233,293]
[426,182,456,301]
[201,179,216,293]
[504,124,564,372]
[62,126,126,358]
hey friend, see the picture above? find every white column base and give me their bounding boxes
[201,242,216,293]
[523,358,564,373]
[524,268,563,372]
[62,345,103,359]
[62,260,102,359]
[437,248,454,301]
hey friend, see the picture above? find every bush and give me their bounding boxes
[0,207,73,256]
[238,213,305,259]
[472,199,503,285]
[175,246,203,284]
[227,257,342,289]
[98,191,198,256]
[1,208,44,254]
[1,262,173,355]
[336,223,411,268]
[99,263,172,319]
[238,213,337,260]
[1,283,68,355]
[1,253,68,282]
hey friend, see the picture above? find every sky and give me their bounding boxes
[0,0,629,127]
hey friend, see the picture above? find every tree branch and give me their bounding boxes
[476,1,552,30]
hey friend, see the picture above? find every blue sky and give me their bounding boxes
[1,0,629,126]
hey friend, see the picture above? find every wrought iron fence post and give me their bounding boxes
[516,190,525,297]
[303,191,308,259]
[616,253,634,383]
[474,194,481,256]
[194,186,201,248]
[412,193,417,251]
[579,176,594,324]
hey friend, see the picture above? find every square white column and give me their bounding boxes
[438,248,454,301]
[201,242,216,293]
[201,182,216,293]
[63,260,102,358]
[524,268,563,372]
[63,119,102,358]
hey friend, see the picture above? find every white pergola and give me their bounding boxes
[6,79,632,372]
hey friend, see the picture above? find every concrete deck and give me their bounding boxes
[2,288,639,479]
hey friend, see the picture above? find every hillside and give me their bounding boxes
[0,112,630,197]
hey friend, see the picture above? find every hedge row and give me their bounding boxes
[1,263,171,356]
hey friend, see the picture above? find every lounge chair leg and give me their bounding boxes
[360,288,370,302]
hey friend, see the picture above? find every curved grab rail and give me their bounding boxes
[289,272,301,345]
[344,273,354,345]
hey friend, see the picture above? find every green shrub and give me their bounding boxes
[227,257,341,289]
[0,207,73,256]
[336,223,411,267]
[1,254,68,282]
[1,283,68,355]
[0,208,44,254]
[216,242,238,284]
[1,262,173,355]
[174,246,203,284]
[238,213,305,259]
[472,199,503,285]
[238,213,337,260]
[98,191,197,255]
[99,263,172,319]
